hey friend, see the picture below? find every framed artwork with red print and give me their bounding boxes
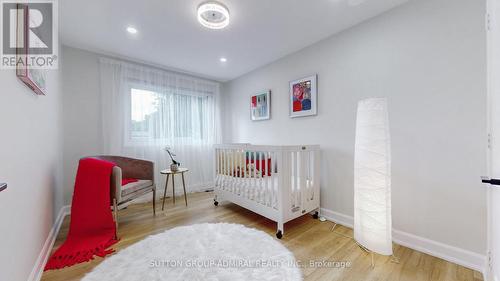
[289,75,317,118]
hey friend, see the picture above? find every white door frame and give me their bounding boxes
[487,0,492,279]
[487,0,500,280]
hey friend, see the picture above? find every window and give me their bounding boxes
[128,86,214,143]
[130,88,158,139]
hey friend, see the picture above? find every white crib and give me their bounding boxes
[214,144,321,238]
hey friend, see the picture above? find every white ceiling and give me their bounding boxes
[60,0,408,82]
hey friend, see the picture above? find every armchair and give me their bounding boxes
[85,156,156,228]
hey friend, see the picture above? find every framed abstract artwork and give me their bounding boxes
[289,75,317,118]
[251,90,271,121]
[15,4,47,95]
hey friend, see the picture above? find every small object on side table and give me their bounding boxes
[0,183,6,192]
[170,163,179,172]
[164,147,180,171]
[160,168,189,210]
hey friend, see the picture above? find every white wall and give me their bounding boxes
[61,46,103,204]
[0,68,63,278]
[223,0,487,257]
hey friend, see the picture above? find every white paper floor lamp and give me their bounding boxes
[354,97,393,256]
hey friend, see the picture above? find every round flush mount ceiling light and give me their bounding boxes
[126,26,138,34]
[197,2,230,30]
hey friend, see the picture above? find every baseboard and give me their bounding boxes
[320,207,486,274]
[392,229,485,273]
[28,205,71,281]
[320,208,354,228]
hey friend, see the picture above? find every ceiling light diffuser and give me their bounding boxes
[197,2,230,30]
[220,57,227,62]
[126,26,138,34]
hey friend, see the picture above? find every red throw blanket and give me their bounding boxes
[122,178,138,185]
[45,158,119,270]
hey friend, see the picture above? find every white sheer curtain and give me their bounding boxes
[99,58,221,194]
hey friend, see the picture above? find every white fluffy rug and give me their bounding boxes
[82,223,302,281]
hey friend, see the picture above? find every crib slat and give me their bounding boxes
[293,151,298,209]
[232,149,235,192]
[225,149,229,190]
[215,149,219,187]
[219,149,222,188]
[234,149,238,194]
[222,149,225,190]
[229,149,232,192]
[221,149,224,188]
[239,149,244,196]
[219,149,224,189]
[314,150,320,204]
[255,152,262,203]
[254,151,258,201]
[239,149,242,194]
[235,149,239,194]
[299,151,306,212]
[243,151,250,198]
[268,151,272,206]
[261,151,268,205]
[296,151,300,209]
[259,151,263,204]
[248,150,252,199]
[308,151,313,200]
[268,151,271,207]
[257,151,261,204]
[241,150,245,198]
[264,151,269,206]
[271,152,281,209]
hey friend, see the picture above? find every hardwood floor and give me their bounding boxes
[41,192,483,281]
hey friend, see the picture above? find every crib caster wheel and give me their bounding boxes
[313,212,319,219]
[214,201,219,206]
[276,230,283,239]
